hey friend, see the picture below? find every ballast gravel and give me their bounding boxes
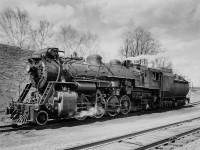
[175,138,200,150]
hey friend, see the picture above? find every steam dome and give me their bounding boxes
[86,54,102,65]
[110,59,121,65]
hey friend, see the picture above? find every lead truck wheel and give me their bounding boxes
[35,110,49,125]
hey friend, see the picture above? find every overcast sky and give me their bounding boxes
[0,0,200,86]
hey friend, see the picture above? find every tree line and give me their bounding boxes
[120,26,172,68]
[0,8,101,57]
[0,7,171,68]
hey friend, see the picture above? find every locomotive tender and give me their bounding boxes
[6,48,190,125]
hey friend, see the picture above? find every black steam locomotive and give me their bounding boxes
[6,48,190,125]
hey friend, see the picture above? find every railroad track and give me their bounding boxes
[185,101,200,107]
[0,124,30,133]
[140,128,200,150]
[67,117,200,150]
[0,101,200,133]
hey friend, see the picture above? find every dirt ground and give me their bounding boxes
[175,138,200,150]
[0,92,200,150]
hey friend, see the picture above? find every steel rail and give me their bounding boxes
[66,117,200,150]
[136,127,200,150]
[0,124,31,133]
[0,124,13,128]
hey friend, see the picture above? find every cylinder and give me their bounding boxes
[57,91,78,118]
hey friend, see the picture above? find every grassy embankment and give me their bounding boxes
[0,44,33,112]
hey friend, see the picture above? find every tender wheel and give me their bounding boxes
[94,90,105,119]
[120,95,131,115]
[107,96,120,117]
[35,110,48,126]
[74,95,90,120]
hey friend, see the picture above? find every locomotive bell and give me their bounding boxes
[86,54,102,65]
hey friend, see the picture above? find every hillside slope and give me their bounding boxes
[0,44,33,111]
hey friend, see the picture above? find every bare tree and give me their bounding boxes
[151,56,172,69]
[120,26,160,65]
[56,25,101,57]
[55,25,79,56]
[30,20,53,50]
[77,31,101,57]
[0,8,31,48]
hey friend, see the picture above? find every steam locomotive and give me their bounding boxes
[6,48,190,125]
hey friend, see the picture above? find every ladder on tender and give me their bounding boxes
[18,83,32,102]
[39,82,54,105]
